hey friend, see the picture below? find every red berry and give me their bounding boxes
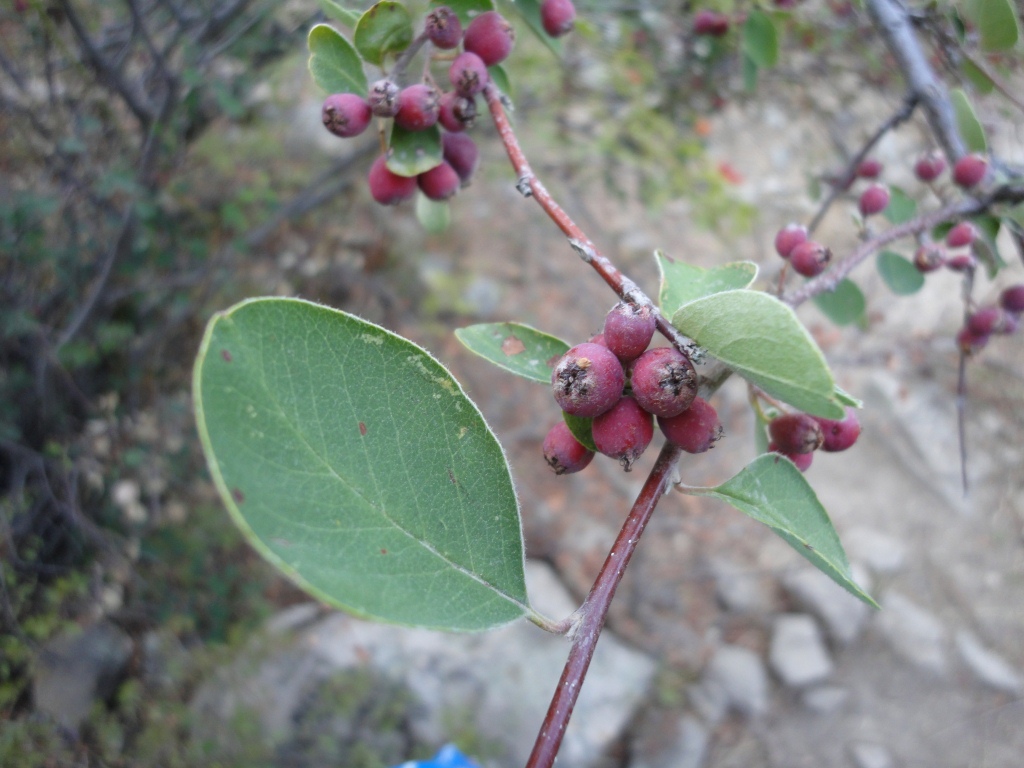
[630,347,698,419]
[856,158,883,179]
[589,332,608,347]
[768,441,814,472]
[768,413,824,455]
[774,223,808,259]
[956,326,989,354]
[543,421,594,475]
[603,302,656,362]
[812,407,861,452]
[368,79,400,117]
[463,11,515,66]
[394,84,440,131]
[945,221,976,248]
[592,397,654,471]
[967,307,1001,336]
[418,161,461,201]
[540,0,576,37]
[321,94,372,138]
[952,154,988,188]
[858,183,890,217]
[442,132,479,183]
[693,10,730,36]
[914,151,946,182]
[789,240,832,277]
[913,244,945,273]
[425,6,463,49]
[551,342,626,418]
[437,91,476,132]
[945,254,977,272]
[999,284,1024,314]
[449,51,489,98]
[367,156,417,205]
[658,397,723,454]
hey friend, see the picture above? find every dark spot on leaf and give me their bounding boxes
[447,468,457,485]
[380,548,387,555]
[359,422,367,436]
[221,349,233,362]
[232,488,244,503]
[501,334,526,356]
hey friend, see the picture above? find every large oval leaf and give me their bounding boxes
[742,10,778,69]
[687,454,877,607]
[671,290,844,419]
[454,322,569,384]
[354,1,414,67]
[964,0,1019,51]
[308,24,368,95]
[656,251,758,320]
[193,298,529,631]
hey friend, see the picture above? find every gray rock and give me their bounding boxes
[192,560,656,768]
[955,630,1023,695]
[781,566,871,646]
[632,713,709,768]
[708,557,773,615]
[850,741,894,768]
[800,684,849,714]
[33,621,133,731]
[693,645,768,721]
[769,614,833,688]
[875,591,948,675]
[843,527,906,575]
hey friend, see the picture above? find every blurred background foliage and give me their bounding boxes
[2,0,1020,763]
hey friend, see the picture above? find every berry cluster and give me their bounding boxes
[957,284,1024,353]
[543,302,722,475]
[319,7,572,207]
[765,408,860,472]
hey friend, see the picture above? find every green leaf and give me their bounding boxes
[308,24,368,95]
[656,252,758,319]
[812,279,867,328]
[317,0,361,27]
[454,322,569,384]
[562,412,596,453]
[970,214,1006,276]
[950,88,988,153]
[193,298,529,631]
[690,455,877,607]
[431,0,495,24]
[671,290,844,419]
[387,124,443,177]
[833,385,863,409]
[959,57,995,95]
[488,64,513,98]
[742,10,778,69]
[742,53,759,92]
[876,251,925,295]
[964,0,1019,51]
[883,186,916,224]
[416,194,451,234]
[508,0,564,57]
[752,407,770,455]
[354,1,414,66]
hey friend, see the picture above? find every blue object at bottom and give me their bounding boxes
[393,744,478,768]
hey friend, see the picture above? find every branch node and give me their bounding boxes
[516,175,534,197]
[569,238,594,263]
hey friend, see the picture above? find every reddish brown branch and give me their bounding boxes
[525,441,683,768]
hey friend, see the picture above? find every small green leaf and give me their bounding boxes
[308,24,368,95]
[454,322,569,384]
[959,57,995,94]
[354,1,414,66]
[387,124,443,177]
[971,214,1006,276]
[964,0,1020,51]
[656,252,758,319]
[813,279,867,328]
[671,290,844,419]
[431,0,495,24]
[742,52,759,92]
[562,412,596,453]
[876,251,925,295]
[883,186,917,225]
[193,298,530,631]
[690,454,877,606]
[742,10,778,69]
[488,64,513,98]
[416,194,451,234]
[508,0,564,57]
[950,88,988,153]
[833,385,863,409]
[317,0,361,26]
